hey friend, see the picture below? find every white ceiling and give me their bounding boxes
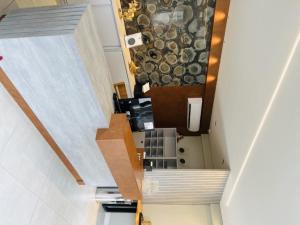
[208,0,300,225]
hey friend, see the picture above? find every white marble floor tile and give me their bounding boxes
[0,166,39,225]
[0,62,100,225]
[0,85,22,155]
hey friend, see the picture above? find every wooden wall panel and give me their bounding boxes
[146,85,204,136]
[200,0,231,133]
[96,114,143,200]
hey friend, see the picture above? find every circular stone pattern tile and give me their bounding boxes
[183,74,195,84]
[136,72,149,84]
[198,51,208,63]
[173,5,193,27]
[180,47,196,63]
[180,33,192,45]
[137,14,150,27]
[194,38,207,51]
[173,65,186,77]
[165,53,178,65]
[148,49,162,62]
[159,62,171,73]
[154,39,165,50]
[149,71,160,81]
[147,4,156,14]
[165,27,177,40]
[188,63,202,75]
[144,61,156,73]
[166,41,179,54]
[196,74,207,84]
[161,74,172,84]
[170,77,181,86]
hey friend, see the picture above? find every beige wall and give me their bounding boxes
[143,204,222,225]
[15,0,58,8]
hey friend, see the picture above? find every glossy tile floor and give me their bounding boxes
[0,84,100,225]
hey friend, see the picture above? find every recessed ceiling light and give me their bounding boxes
[215,11,226,22]
[209,56,218,65]
[207,74,216,82]
[211,36,222,46]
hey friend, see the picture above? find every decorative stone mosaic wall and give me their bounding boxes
[123,0,216,87]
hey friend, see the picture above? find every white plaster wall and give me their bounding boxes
[208,0,300,225]
[106,213,135,225]
[91,5,120,47]
[0,84,100,225]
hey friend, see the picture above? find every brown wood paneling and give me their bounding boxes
[135,200,143,225]
[114,82,128,99]
[96,114,143,200]
[200,0,231,133]
[0,68,84,184]
[146,85,204,135]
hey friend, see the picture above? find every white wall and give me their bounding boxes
[91,5,120,48]
[0,84,100,225]
[208,0,300,225]
[91,4,133,97]
[143,204,222,225]
[177,136,205,169]
[102,213,135,225]
[144,204,211,225]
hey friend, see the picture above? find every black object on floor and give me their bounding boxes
[179,148,185,153]
[102,201,137,213]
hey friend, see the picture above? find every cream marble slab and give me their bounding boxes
[0,5,115,186]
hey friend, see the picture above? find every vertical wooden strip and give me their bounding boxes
[200,0,231,132]
[0,68,84,185]
[114,82,128,99]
